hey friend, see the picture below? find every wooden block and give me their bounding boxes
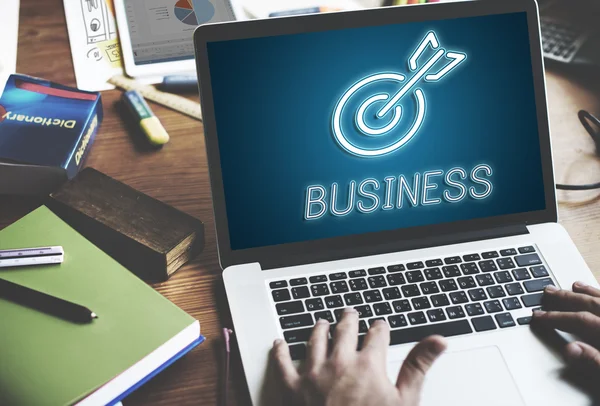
[47,168,204,281]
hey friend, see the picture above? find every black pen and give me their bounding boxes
[0,277,97,323]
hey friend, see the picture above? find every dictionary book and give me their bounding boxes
[0,74,102,195]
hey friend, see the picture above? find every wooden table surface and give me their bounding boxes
[2,1,600,405]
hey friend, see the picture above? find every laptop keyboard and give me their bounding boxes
[268,245,555,360]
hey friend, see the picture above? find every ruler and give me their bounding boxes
[108,75,203,121]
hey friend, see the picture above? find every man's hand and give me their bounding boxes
[532,281,600,371]
[272,308,447,406]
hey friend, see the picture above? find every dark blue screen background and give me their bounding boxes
[207,12,546,251]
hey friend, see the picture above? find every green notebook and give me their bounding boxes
[0,206,201,406]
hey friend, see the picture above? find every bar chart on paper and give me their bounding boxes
[174,0,215,25]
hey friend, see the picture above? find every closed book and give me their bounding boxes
[0,206,203,406]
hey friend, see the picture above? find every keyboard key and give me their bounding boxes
[325,295,344,308]
[290,278,308,286]
[292,286,311,299]
[466,303,484,316]
[518,246,536,254]
[407,261,425,270]
[420,282,439,295]
[402,284,421,297]
[524,278,554,293]
[531,265,549,278]
[442,265,461,278]
[387,264,405,273]
[272,289,291,302]
[368,317,386,327]
[310,275,327,283]
[314,310,335,323]
[463,254,481,262]
[478,260,497,273]
[412,296,431,310]
[458,276,476,289]
[284,327,312,343]
[329,272,347,280]
[482,251,499,259]
[427,308,447,322]
[446,305,466,319]
[334,309,345,322]
[350,279,368,291]
[289,343,307,360]
[344,292,364,306]
[311,284,330,297]
[476,274,494,287]
[280,313,313,329]
[389,314,408,328]
[517,316,532,325]
[373,302,393,316]
[359,320,369,334]
[368,267,386,275]
[382,287,402,300]
[406,271,425,283]
[330,281,349,294]
[515,254,542,267]
[512,268,531,281]
[426,259,444,267]
[424,268,443,280]
[392,299,412,313]
[472,316,497,332]
[468,288,487,301]
[450,291,468,304]
[505,282,524,296]
[306,298,325,311]
[387,273,406,286]
[484,300,503,313]
[439,279,458,292]
[355,305,373,319]
[502,297,522,310]
[364,290,383,303]
[368,275,387,288]
[444,256,462,264]
[389,320,472,345]
[496,258,516,270]
[500,248,517,257]
[487,286,506,298]
[408,311,427,325]
[277,301,305,315]
[431,293,450,307]
[270,280,287,289]
[494,271,513,284]
[495,313,516,328]
[349,270,367,278]
[461,263,479,275]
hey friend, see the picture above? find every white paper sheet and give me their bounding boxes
[0,0,20,96]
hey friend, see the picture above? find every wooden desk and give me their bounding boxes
[2,1,600,405]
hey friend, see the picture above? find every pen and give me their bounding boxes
[122,90,170,146]
[221,328,233,406]
[0,277,97,323]
[157,75,198,93]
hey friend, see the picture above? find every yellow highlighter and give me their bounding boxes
[122,90,170,146]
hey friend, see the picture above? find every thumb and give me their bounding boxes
[396,335,447,399]
[564,341,600,371]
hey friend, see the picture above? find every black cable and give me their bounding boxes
[555,110,600,191]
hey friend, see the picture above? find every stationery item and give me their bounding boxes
[0,277,97,323]
[269,6,343,17]
[158,75,199,93]
[0,206,203,406]
[221,328,233,406]
[48,168,205,281]
[108,75,203,121]
[122,90,170,146]
[63,0,124,91]
[0,246,64,268]
[0,74,102,195]
[0,0,19,96]
[243,0,364,19]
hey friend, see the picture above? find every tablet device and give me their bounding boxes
[114,0,237,81]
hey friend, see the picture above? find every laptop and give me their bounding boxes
[193,0,599,404]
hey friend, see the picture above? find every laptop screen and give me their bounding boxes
[206,11,546,251]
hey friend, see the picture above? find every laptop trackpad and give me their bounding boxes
[388,346,525,406]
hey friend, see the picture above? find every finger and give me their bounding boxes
[396,335,447,396]
[572,281,600,299]
[272,339,301,392]
[307,318,330,371]
[564,341,600,371]
[531,310,600,344]
[542,286,600,316]
[331,308,359,360]
[361,319,390,364]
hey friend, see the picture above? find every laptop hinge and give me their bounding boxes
[261,224,529,271]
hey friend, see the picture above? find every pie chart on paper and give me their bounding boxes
[174,0,215,26]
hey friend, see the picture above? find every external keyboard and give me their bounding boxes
[268,245,555,360]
